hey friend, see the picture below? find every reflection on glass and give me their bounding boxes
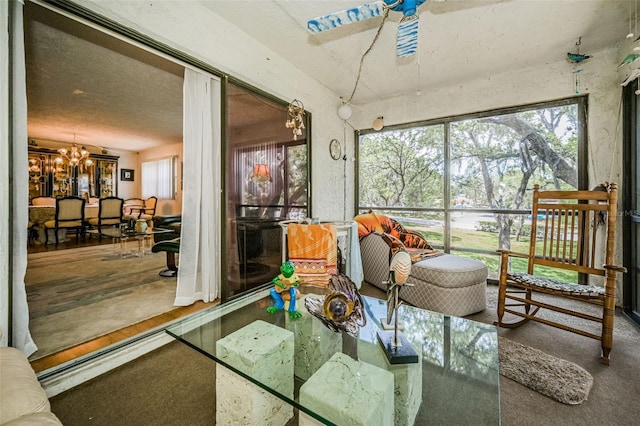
[225,82,309,300]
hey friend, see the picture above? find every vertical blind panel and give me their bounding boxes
[142,157,173,199]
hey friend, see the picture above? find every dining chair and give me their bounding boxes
[43,196,86,245]
[123,197,145,219]
[31,196,56,206]
[138,196,158,224]
[87,196,124,238]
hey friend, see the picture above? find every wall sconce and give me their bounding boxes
[372,116,384,131]
[251,164,272,183]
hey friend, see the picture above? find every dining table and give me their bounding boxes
[29,204,99,244]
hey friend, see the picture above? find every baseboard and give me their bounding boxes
[38,330,172,398]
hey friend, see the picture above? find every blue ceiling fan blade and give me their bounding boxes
[396,17,419,57]
[307,1,385,33]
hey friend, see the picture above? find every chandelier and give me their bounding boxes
[285,99,305,141]
[56,136,93,168]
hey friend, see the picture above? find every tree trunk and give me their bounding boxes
[481,115,578,188]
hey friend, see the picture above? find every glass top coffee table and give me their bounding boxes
[166,288,500,425]
[87,227,172,257]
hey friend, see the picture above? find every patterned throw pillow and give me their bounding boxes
[354,210,436,255]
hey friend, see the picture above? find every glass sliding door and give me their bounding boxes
[623,80,640,326]
[224,82,309,301]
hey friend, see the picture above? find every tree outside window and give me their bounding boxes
[358,98,584,279]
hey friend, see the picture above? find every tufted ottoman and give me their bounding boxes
[359,233,488,317]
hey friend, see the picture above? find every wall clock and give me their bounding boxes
[329,139,342,160]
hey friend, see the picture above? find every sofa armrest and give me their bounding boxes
[359,232,398,290]
[0,347,62,425]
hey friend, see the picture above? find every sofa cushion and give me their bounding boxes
[3,412,63,426]
[0,348,52,424]
[410,253,488,289]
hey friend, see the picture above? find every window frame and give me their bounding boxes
[356,96,588,267]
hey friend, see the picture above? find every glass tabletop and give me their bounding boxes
[165,288,500,425]
[87,226,173,238]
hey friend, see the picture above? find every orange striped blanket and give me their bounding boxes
[287,223,337,286]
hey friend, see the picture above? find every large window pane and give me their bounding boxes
[359,125,444,209]
[358,98,584,280]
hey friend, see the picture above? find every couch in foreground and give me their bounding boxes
[0,347,62,425]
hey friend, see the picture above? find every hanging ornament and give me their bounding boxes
[567,37,591,64]
[572,69,583,95]
[567,37,591,95]
[285,99,305,140]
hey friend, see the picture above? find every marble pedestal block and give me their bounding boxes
[358,339,423,426]
[285,294,342,380]
[299,352,394,426]
[216,320,294,426]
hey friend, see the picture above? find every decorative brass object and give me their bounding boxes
[285,99,305,140]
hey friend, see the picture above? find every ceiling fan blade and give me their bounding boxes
[396,18,419,57]
[307,1,385,33]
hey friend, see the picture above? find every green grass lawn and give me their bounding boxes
[401,223,578,283]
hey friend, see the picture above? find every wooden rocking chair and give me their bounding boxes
[495,183,626,365]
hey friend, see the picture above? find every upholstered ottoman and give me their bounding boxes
[360,233,488,317]
[402,254,487,317]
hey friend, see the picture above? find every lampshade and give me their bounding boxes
[337,104,353,120]
[372,116,384,131]
[251,164,272,183]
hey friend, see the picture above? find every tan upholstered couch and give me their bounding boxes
[355,212,488,317]
[0,347,62,425]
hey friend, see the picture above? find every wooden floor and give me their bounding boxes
[28,235,217,373]
[30,300,215,373]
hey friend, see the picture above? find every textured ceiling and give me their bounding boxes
[24,0,633,152]
[206,0,630,104]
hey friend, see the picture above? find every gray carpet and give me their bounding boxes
[50,284,640,425]
[26,245,177,360]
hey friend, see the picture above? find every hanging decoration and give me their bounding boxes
[567,37,591,95]
[285,99,305,140]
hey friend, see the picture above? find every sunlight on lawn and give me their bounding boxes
[410,224,578,283]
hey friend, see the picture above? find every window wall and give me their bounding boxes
[225,82,309,300]
[358,97,586,280]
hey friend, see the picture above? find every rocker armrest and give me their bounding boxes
[496,249,529,259]
[604,264,627,273]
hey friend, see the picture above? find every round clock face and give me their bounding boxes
[330,139,341,160]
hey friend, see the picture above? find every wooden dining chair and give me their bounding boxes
[31,196,56,206]
[43,196,86,245]
[138,196,157,224]
[123,197,145,220]
[495,183,626,365]
[86,196,124,237]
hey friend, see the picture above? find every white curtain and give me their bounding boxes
[175,69,221,305]
[0,0,37,355]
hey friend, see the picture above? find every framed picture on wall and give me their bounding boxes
[121,169,134,181]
